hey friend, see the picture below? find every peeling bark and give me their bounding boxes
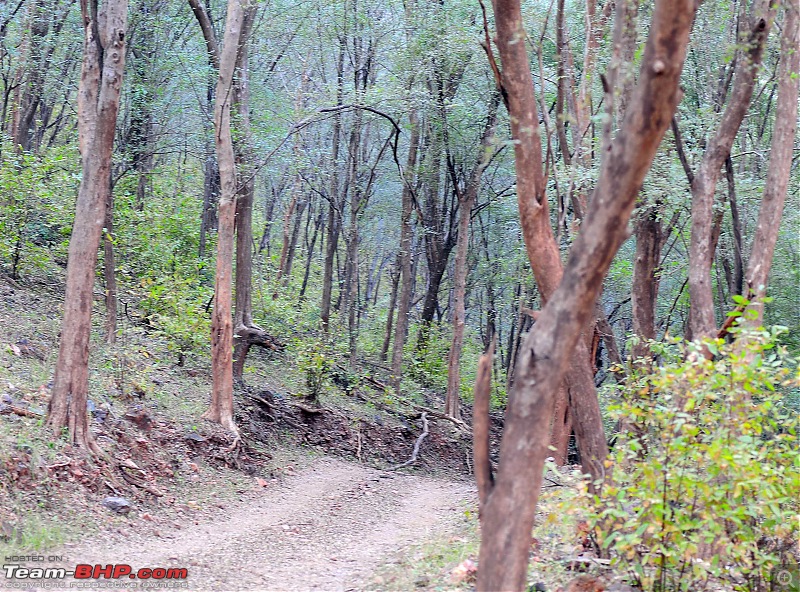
[204,0,247,434]
[47,0,128,452]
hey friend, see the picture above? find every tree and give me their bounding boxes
[688,0,774,340]
[742,0,799,328]
[203,0,246,433]
[475,0,697,588]
[484,0,609,481]
[47,0,128,450]
[445,92,499,418]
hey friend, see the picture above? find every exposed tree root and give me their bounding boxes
[411,405,469,432]
[389,412,429,470]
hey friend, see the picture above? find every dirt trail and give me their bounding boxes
[56,458,475,591]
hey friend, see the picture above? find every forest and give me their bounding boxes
[0,0,798,590]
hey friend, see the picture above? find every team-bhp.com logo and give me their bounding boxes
[3,562,188,587]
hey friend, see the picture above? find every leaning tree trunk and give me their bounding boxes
[47,0,128,451]
[742,0,799,328]
[688,2,774,340]
[488,0,610,482]
[476,0,696,588]
[204,0,246,434]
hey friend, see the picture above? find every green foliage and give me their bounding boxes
[294,337,333,402]
[592,332,800,591]
[138,275,212,360]
[0,148,77,277]
[409,325,451,393]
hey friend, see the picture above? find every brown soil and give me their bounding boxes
[43,457,475,591]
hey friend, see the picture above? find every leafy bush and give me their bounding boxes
[294,337,333,403]
[592,330,800,591]
[0,148,76,277]
[138,275,212,362]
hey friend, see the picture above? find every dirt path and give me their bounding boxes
[55,458,475,591]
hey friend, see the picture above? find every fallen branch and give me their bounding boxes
[288,401,324,414]
[46,460,73,470]
[117,465,164,496]
[389,412,429,470]
[243,392,274,408]
[412,405,469,431]
[0,404,43,418]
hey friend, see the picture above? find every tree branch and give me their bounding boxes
[187,0,219,71]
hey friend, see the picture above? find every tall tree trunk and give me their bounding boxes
[688,3,774,339]
[277,68,309,284]
[284,195,308,282]
[725,156,744,298]
[204,0,245,434]
[493,1,610,481]
[391,109,420,390]
[103,173,117,344]
[476,1,695,588]
[47,0,128,451]
[742,0,799,328]
[381,256,401,362]
[299,207,324,301]
[199,143,220,258]
[631,201,663,361]
[190,0,220,260]
[445,95,499,419]
[320,40,345,332]
[231,5,257,381]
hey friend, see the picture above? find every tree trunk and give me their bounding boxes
[231,5,257,382]
[477,1,695,588]
[189,0,220,260]
[688,3,774,339]
[381,257,401,362]
[742,0,799,328]
[391,109,420,390]
[277,70,308,284]
[204,0,246,434]
[631,201,663,361]
[445,94,499,419]
[493,0,609,480]
[320,40,345,332]
[299,208,324,301]
[103,173,117,344]
[47,0,128,451]
[284,195,307,283]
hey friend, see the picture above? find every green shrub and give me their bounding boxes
[592,330,800,591]
[138,275,212,361]
[0,148,76,277]
[294,337,334,403]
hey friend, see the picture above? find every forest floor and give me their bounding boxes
[0,277,595,591]
[37,457,477,591]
